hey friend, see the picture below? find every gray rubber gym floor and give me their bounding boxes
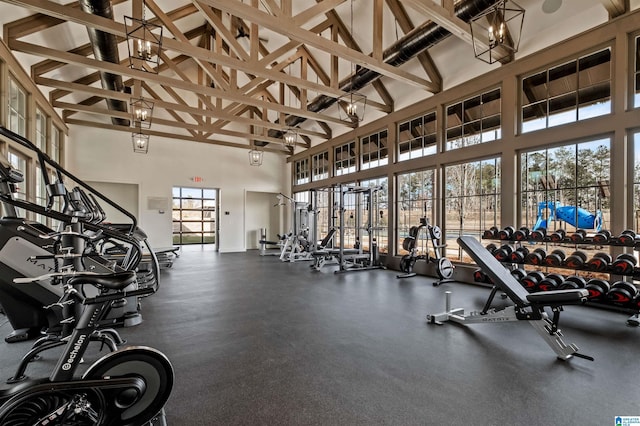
[1,247,639,425]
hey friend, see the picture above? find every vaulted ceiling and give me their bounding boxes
[0,0,632,156]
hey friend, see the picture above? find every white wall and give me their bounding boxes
[245,191,282,249]
[85,181,139,224]
[67,126,289,252]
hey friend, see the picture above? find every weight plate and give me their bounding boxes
[437,257,454,280]
[430,225,442,240]
[571,251,588,262]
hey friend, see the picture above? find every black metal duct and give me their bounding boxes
[79,0,129,127]
[266,0,498,143]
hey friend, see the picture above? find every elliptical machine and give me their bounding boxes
[0,126,174,425]
[397,204,454,284]
[0,127,155,343]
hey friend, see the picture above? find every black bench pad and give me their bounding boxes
[526,289,588,305]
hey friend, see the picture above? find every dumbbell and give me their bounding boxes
[544,249,566,267]
[593,229,612,244]
[569,229,587,243]
[606,281,639,306]
[564,251,587,269]
[482,226,499,239]
[611,253,638,275]
[513,227,530,241]
[473,268,492,284]
[494,245,514,262]
[521,271,546,291]
[617,230,638,246]
[549,229,566,243]
[498,226,516,240]
[559,275,587,289]
[530,228,546,241]
[525,248,547,266]
[585,279,611,300]
[485,243,498,254]
[511,268,527,282]
[632,294,640,313]
[587,252,612,272]
[509,246,530,263]
[537,273,565,291]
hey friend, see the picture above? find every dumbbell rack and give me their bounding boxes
[480,226,640,327]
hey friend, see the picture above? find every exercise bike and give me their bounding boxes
[0,269,174,425]
[397,206,454,284]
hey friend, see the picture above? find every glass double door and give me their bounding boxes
[172,187,218,247]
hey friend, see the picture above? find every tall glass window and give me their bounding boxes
[446,88,501,151]
[634,35,640,108]
[398,112,437,161]
[396,169,436,255]
[360,129,388,170]
[8,77,27,137]
[35,109,47,153]
[521,138,610,232]
[522,48,611,133]
[7,150,27,217]
[293,191,310,203]
[294,158,310,185]
[334,141,356,176]
[359,177,388,254]
[51,126,61,164]
[311,189,331,244]
[311,151,329,181]
[445,158,501,260]
[334,183,355,248]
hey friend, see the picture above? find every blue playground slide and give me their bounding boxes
[533,201,602,231]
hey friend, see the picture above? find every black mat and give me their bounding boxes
[1,247,638,425]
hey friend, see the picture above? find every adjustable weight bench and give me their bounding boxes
[427,236,593,361]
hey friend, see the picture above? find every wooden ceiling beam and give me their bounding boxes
[373,0,383,61]
[214,20,333,128]
[191,1,249,61]
[145,83,204,133]
[203,0,438,91]
[385,0,441,92]
[371,80,394,109]
[49,53,192,104]
[261,0,282,17]
[145,0,229,91]
[36,76,331,139]
[11,39,351,127]
[158,50,222,125]
[55,101,294,147]
[140,83,199,138]
[292,0,346,27]
[4,1,193,41]
[400,0,475,45]
[3,0,126,40]
[601,0,629,18]
[64,118,290,154]
[35,25,204,80]
[2,0,363,100]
